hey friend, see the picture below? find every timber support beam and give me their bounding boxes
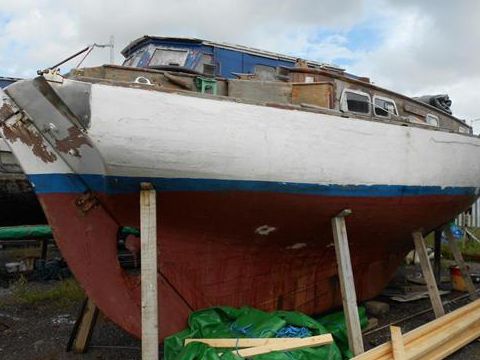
[331,209,365,356]
[412,231,445,318]
[140,182,159,359]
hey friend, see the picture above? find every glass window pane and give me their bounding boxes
[346,92,370,113]
[149,48,188,67]
[374,98,397,117]
[195,54,213,73]
[426,114,439,126]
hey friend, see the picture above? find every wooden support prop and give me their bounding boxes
[140,182,158,360]
[433,229,442,285]
[69,297,99,353]
[331,209,365,355]
[40,238,48,261]
[465,227,480,243]
[445,228,477,299]
[390,326,405,360]
[232,334,333,357]
[412,231,445,318]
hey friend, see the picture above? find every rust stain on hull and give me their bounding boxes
[2,120,57,163]
[75,191,99,214]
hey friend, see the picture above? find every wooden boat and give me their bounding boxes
[0,40,478,340]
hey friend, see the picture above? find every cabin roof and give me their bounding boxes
[121,35,344,72]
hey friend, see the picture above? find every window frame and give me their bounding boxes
[372,95,398,119]
[425,113,440,127]
[148,47,189,67]
[340,89,372,115]
[459,126,470,134]
[254,64,277,81]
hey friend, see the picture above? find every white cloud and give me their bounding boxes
[0,0,478,123]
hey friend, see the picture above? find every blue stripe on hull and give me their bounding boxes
[27,173,479,198]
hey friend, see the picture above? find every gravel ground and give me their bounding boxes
[0,282,141,360]
[1,249,480,359]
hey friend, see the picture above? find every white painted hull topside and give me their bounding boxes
[2,79,480,192]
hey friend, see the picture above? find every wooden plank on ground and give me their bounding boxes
[185,335,332,348]
[352,299,480,360]
[412,231,445,318]
[390,326,405,360]
[331,209,365,355]
[446,229,478,299]
[405,309,480,360]
[72,297,99,353]
[232,334,333,357]
[425,320,480,360]
[140,182,158,360]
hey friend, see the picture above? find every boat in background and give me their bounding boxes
[0,37,478,340]
[0,76,45,226]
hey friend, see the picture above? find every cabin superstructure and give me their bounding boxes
[72,63,470,135]
[121,35,345,80]
[0,76,20,89]
[117,36,471,134]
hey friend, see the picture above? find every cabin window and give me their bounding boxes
[255,65,276,81]
[373,96,397,117]
[123,50,145,67]
[305,76,314,83]
[341,90,371,114]
[426,113,439,127]
[149,48,189,67]
[195,54,215,75]
[459,126,469,134]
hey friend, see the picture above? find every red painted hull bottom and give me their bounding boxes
[37,191,474,340]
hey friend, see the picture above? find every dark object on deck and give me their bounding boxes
[414,94,452,114]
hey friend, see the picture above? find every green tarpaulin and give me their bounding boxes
[0,225,140,240]
[0,225,53,240]
[164,306,367,360]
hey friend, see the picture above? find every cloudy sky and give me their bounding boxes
[1,0,479,126]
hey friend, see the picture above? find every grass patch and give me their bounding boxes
[10,276,84,307]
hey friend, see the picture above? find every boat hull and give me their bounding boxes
[36,184,474,338]
[1,77,480,339]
